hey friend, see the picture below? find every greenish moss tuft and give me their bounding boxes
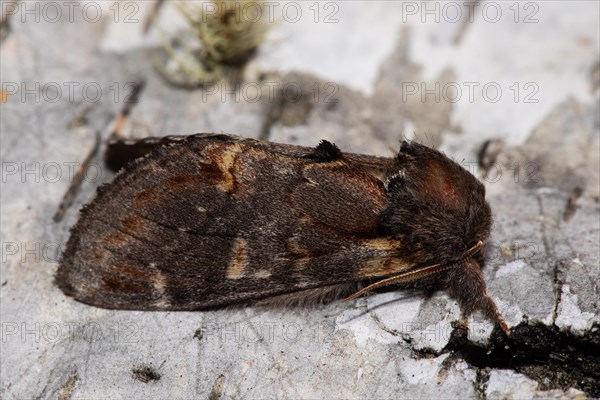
[159,0,271,86]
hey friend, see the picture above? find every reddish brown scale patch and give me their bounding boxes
[103,231,129,246]
[421,161,462,208]
[101,217,145,247]
[200,162,228,180]
[121,215,146,236]
[442,179,461,203]
[444,180,455,195]
[112,262,151,281]
[133,187,163,208]
[101,275,148,294]
[164,174,202,191]
[91,248,104,263]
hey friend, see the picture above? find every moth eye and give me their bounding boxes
[385,173,405,191]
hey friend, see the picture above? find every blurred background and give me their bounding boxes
[1,1,599,398]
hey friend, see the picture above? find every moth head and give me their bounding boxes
[379,141,492,265]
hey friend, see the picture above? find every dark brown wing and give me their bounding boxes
[57,134,410,310]
[105,133,391,175]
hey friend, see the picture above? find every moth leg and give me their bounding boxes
[455,315,470,332]
[448,259,510,336]
[473,291,510,336]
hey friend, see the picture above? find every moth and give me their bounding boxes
[56,133,509,334]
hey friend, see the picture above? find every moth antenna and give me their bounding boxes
[341,262,456,303]
[341,241,484,303]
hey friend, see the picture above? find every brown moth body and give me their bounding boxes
[56,134,508,334]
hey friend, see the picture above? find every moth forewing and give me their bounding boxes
[56,134,509,334]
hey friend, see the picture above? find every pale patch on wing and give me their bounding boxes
[215,143,243,192]
[227,238,249,279]
[149,263,171,308]
[286,235,313,258]
[254,269,272,279]
[361,237,401,252]
[305,160,347,169]
[358,257,410,278]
